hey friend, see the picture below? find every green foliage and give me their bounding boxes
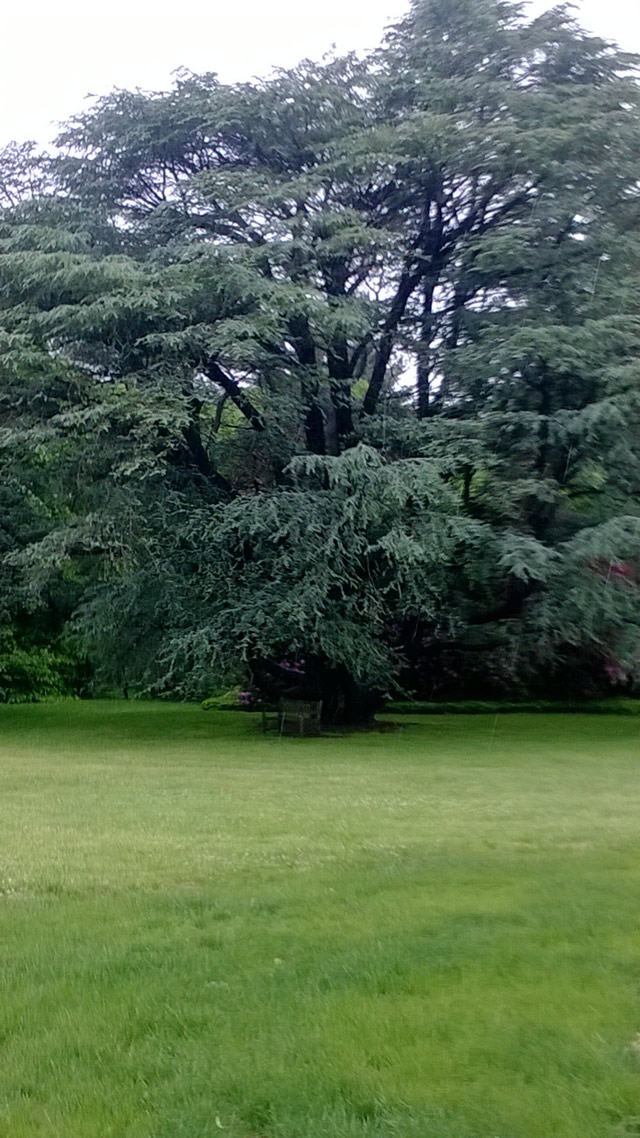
[0,638,84,702]
[201,688,244,711]
[1,0,640,709]
[156,445,480,708]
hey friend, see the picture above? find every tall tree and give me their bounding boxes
[1,0,639,710]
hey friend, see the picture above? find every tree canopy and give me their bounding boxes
[1,0,639,713]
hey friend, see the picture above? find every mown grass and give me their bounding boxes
[0,702,638,1138]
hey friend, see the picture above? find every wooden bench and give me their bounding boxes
[262,699,323,737]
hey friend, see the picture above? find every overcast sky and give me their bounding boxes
[1,0,639,147]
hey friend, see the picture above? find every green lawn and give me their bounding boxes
[0,703,638,1138]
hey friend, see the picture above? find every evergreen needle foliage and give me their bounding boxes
[1,0,639,710]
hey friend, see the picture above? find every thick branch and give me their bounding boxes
[204,359,265,432]
[180,418,231,494]
[362,266,423,415]
[177,390,232,493]
[416,278,436,420]
[363,185,446,417]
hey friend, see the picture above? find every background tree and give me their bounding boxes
[1,0,639,710]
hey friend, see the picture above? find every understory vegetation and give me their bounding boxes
[1,0,639,716]
[0,702,639,1137]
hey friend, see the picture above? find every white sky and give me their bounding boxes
[1,0,639,147]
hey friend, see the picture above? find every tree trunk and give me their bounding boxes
[250,656,382,726]
[317,667,383,725]
[327,336,355,449]
[362,266,423,415]
[289,315,327,455]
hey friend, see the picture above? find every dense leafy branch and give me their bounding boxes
[1,0,639,709]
